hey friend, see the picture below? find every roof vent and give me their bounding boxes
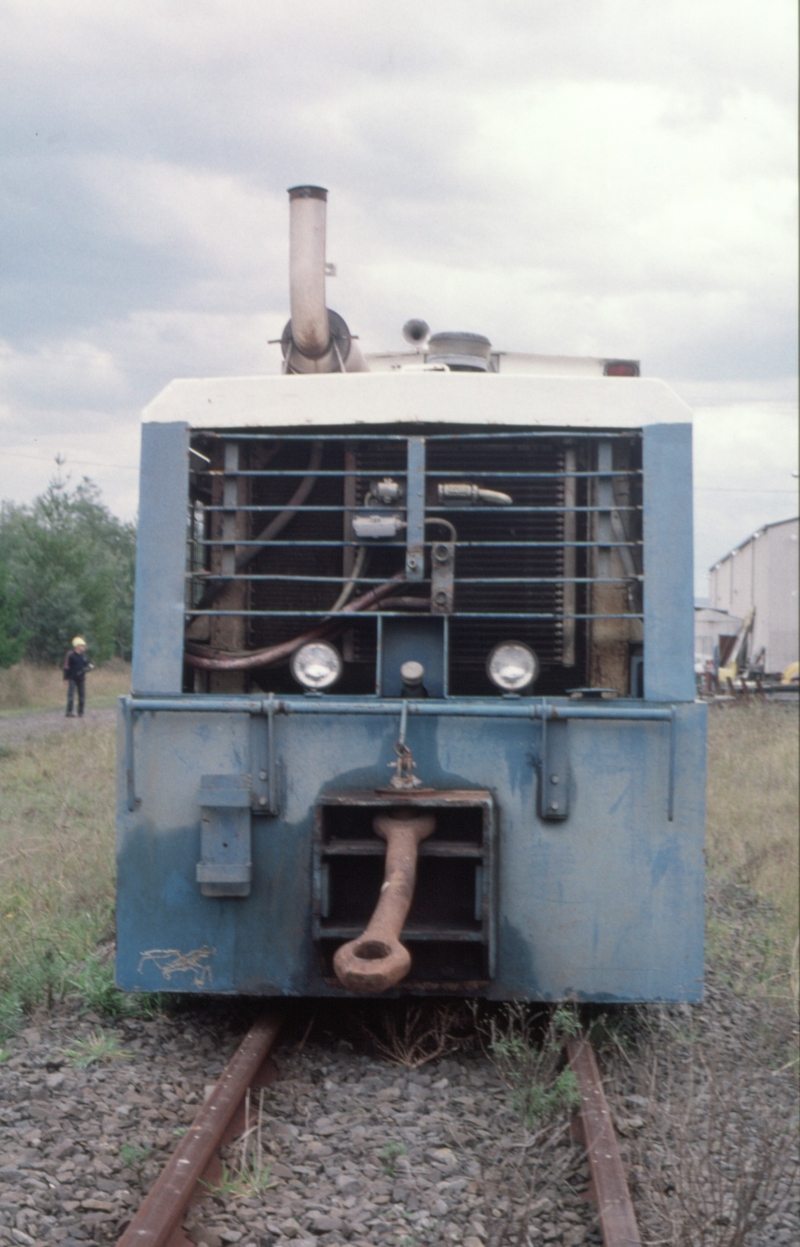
[427,331,492,372]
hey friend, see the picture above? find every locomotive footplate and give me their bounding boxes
[313,790,496,991]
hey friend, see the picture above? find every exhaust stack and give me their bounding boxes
[282,185,368,373]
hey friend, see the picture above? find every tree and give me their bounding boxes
[0,557,26,668]
[0,475,137,665]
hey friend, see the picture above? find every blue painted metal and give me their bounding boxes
[643,423,695,702]
[196,774,252,897]
[132,422,189,695]
[405,436,426,581]
[116,698,705,1000]
[121,413,705,1004]
[379,619,445,697]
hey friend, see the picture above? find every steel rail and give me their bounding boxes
[116,1012,283,1247]
[566,1036,642,1247]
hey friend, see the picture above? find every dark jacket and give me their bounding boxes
[63,649,91,681]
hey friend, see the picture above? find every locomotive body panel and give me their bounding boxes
[116,700,705,1000]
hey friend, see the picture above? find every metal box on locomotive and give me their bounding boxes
[116,188,706,1002]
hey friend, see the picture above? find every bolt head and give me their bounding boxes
[550,774,560,784]
[549,801,559,811]
[259,797,267,806]
[259,771,267,781]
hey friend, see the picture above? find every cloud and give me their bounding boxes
[0,0,795,589]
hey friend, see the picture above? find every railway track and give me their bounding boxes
[116,1012,640,1247]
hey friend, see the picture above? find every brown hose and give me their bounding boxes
[184,574,405,670]
[333,810,435,993]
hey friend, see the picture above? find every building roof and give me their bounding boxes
[709,515,799,572]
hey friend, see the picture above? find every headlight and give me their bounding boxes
[290,641,343,690]
[486,642,538,692]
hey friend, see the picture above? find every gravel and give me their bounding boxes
[0,1007,595,1247]
[0,885,796,1247]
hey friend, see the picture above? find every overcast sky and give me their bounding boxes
[1,0,797,594]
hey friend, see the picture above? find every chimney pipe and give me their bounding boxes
[288,185,330,359]
[283,186,369,373]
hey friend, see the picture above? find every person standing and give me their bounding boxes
[62,637,93,717]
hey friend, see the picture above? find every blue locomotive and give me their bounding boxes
[116,186,705,1001]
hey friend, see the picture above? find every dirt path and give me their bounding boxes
[0,704,116,747]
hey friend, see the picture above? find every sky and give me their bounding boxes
[0,0,797,596]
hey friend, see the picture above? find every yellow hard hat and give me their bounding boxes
[72,636,87,648]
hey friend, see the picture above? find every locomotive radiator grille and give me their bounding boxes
[185,426,643,696]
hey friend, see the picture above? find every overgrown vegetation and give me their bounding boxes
[484,1004,582,1128]
[0,473,136,665]
[60,1029,134,1068]
[0,724,118,1039]
[605,1009,799,1247]
[705,701,799,1004]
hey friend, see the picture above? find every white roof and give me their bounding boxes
[142,370,692,429]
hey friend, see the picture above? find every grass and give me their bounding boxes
[0,723,118,1038]
[0,658,131,715]
[705,701,799,1004]
[60,1029,134,1068]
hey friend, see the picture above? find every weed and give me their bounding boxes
[377,1141,407,1176]
[484,1003,582,1129]
[617,1023,799,1247]
[0,1047,11,1064]
[119,1141,153,1187]
[208,1086,280,1199]
[60,1029,134,1068]
[360,1002,472,1068]
[203,1159,278,1199]
[65,954,167,1020]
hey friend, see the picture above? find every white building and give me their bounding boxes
[708,516,798,675]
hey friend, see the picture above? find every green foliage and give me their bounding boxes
[120,1142,152,1172]
[203,1159,277,1199]
[377,1141,407,1175]
[65,955,166,1020]
[0,558,26,669]
[486,1003,582,1129]
[0,474,136,663]
[60,1029,134,1068]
